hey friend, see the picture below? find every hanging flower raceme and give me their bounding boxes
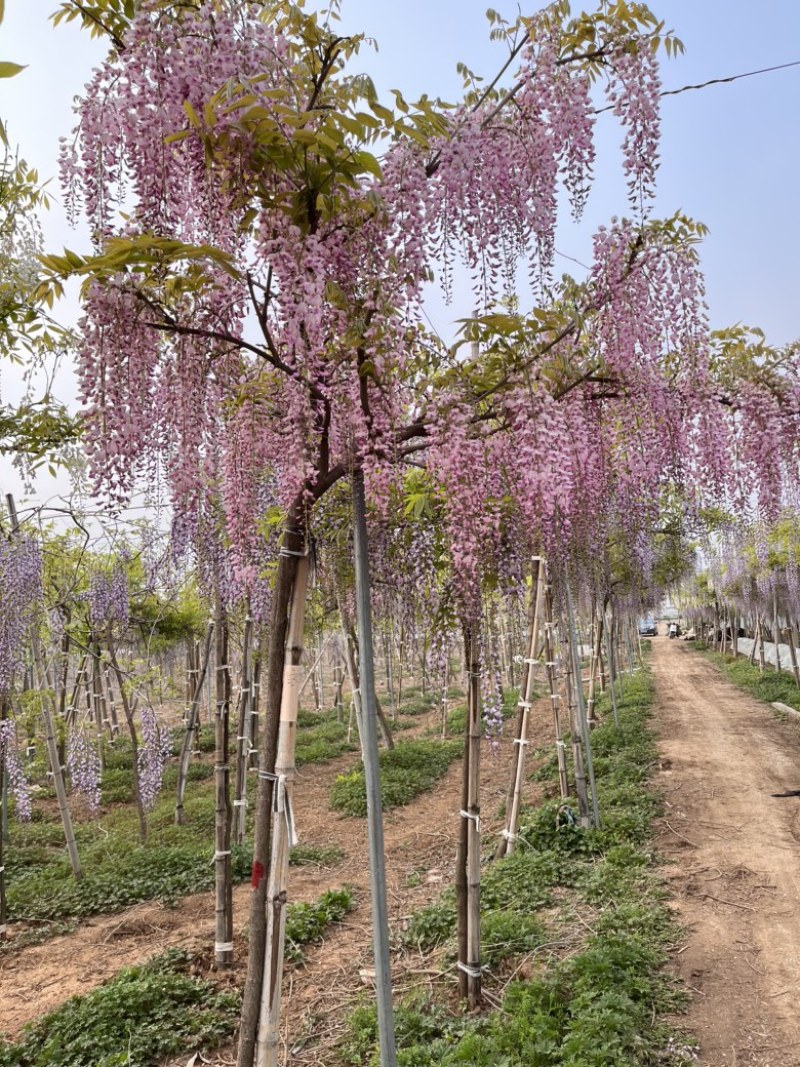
[0,719,31,821]
[67,731,102,814]
[137,705,172,810]
[88,561,129,629]
[0,534,42,693]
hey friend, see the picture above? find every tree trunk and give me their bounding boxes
[254,554,310,1067]
[237,530,302,1067]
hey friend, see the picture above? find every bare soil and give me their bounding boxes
[653,638,800,1067]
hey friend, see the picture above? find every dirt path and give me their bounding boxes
[653,639,800,1067]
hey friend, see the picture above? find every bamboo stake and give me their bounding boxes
[106,628,148,845]
[603,610,619,727]
[456,621,482,1009]
[234,614,254,846]
[585,610,604,727]
[175,622,214,825]
[566,581,600,830]
[497,557,544,859]
[561,606,590,828]
[214,601,234,968]
[254,553,310,1067]
[542,569,569,800]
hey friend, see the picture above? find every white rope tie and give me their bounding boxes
[456,961,483,977]
[279,547,307,558]
[213,850,231,861]
[214,941,234,953]
[513,738,529,747]
[517,700,533,709]
[233,799,247,807]
[460,809,481,834]
[500,829,517,840]
[258,771,298,846]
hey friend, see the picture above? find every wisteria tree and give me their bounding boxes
[41,0,800,1062]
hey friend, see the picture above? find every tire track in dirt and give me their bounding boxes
[653,639,800,1067]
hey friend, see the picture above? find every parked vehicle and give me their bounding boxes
[638,618,658,637]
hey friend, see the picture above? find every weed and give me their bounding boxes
[701,649,800,710]
[330,740,461,817]
[0,949,239,1067]
[285,887,354,962]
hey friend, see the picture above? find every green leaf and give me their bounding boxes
[0,61,26,78]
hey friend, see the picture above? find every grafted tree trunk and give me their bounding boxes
[254,553,310,1067]
[237,528,303,1067]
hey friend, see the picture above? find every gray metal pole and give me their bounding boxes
[352,469,397,1067]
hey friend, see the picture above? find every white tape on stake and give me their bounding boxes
[513,738,529,747]
[460,809,481,834]
[214,941,234,953]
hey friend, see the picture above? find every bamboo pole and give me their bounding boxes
[106,628,148,845]
[603,610,620,727]
[254,553,310,1067]
[566,581,600,829]
[455,621,482,1009]
[542,569,569,800]
[585,610,604,727]
[497,557,544,859]
[214,601,234,968]
[175,622,214,824]
[234,614,254,846]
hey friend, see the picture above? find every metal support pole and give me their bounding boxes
[352,469,397,1067]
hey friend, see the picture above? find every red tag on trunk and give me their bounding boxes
[251,860,265,890]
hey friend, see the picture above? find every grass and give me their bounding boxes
[0,949,239,1067]
[295,708,360,765]
[698,647,800,710]
[330,739,462,817]
[344,667,697,1067]
[285,887,355,962]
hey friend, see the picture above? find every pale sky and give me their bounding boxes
[1,0,799,510]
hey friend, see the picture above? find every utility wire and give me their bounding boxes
[596,57,800,113]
